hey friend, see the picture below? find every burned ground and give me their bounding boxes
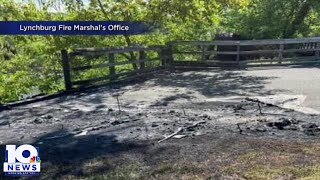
[1,67,320,179]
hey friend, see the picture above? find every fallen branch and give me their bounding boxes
[158,121,206,143]
[245,97,278,108]
[43,125,109,140]
[73,118,140,134]
[245,97,299,114]
[80,124,110,132]
[44,134,72,140]
[186,121,206,130]
[74,130,88,137]
[245,97,264,104]
[278,98,298,105]
[158,128,183,143]
[43,120,130,141]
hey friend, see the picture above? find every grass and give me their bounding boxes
[223,146,320,180]
[243,165,320,180]
[59,162,207,180]
[86,164,143,180]
[27,138,320,180]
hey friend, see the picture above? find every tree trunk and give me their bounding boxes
[96,0,138,70]
[124,35,138,70]
[284,1,311,38]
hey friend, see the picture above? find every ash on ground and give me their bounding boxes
[1,97,320,146]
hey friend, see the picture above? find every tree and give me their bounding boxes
[227,0,320,39]
[1,0,320,103]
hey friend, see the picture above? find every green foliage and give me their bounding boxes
[226,0,320,39]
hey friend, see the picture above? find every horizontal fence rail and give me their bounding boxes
[169,37,320,68]
[61,45,169,91]
[60,37,320,91]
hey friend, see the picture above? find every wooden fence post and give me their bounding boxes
[236,43,240,67]
[201,45,206,61]
[316,42,320,60]
[160,47,167,67]
[108,53,116,81]
[279,43,284,64]
[61,49,72,91]
[167,43,174,64]
[139,51,146,69]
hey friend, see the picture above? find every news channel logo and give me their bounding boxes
[3,144,41,176]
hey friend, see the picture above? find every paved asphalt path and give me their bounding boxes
[242,67,320,111]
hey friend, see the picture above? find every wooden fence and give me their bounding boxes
[168,37,320,67]
[61,37,320,91]
[61,45,168,91]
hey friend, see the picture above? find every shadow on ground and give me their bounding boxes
[0,129,151,179]
[145,70,286,107]
[1,69,287,121]
[2,130,320,180]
